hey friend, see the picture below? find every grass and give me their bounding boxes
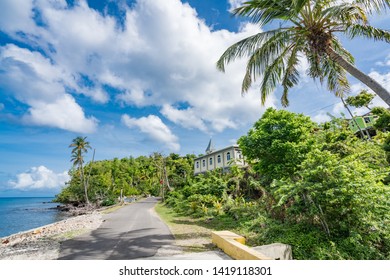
[154,203,218,253]
[154,203,268,249]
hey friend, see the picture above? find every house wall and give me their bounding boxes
[194,146,246,175]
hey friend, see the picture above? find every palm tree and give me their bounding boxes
[70,136,92,205]
[217,0,390,107]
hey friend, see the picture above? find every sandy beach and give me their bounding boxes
[0,211,103,260]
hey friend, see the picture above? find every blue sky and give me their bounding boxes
[0,0,389,197]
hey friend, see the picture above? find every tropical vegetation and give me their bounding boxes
[57,106,390,259]
[216,0,390,107]
[69,136,92,205]
[55,152,194,207]
[163,109,390,259]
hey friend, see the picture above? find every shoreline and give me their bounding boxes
[0,209,103,260]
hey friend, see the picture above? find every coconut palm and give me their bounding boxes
[217,0,390,107]
[70,136,92,205]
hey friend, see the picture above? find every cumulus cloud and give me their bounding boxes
[121,114,180,151]
[8,166,70,190]
[0,0,276,136]
[312,111,331,123]
[0,44,98,133]
[228,0,245,12]
[161,104,208,132]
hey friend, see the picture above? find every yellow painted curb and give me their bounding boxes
[212,230,272,260]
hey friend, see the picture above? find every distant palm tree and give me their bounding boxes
[70,136,92,205]
[217,0,390,107]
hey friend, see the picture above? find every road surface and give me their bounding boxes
[58,197,174,260]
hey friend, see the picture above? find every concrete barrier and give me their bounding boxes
[211,230,273,260]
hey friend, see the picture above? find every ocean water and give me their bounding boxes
[0,197,69,238]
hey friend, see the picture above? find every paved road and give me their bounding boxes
[58,197,174,260]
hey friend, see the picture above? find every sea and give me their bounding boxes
[0,197,69,238]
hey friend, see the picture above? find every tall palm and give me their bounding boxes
[70,136,92,205]
[217,0,390,107]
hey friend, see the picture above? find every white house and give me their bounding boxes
[193,139,247,175]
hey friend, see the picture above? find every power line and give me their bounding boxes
[307,102,339,115]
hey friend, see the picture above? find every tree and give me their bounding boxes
[345,90,375,110]
[372,107,390,131]
[69,136,92,205]
[217,0,390,107]
[238,108,316,183]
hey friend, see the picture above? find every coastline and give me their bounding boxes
[0,210,103,260]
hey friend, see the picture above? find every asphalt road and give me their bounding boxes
[58,197,174,260]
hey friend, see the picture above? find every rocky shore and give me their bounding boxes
[0,210,103,260]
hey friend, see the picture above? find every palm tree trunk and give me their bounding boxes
[327,47,390,107]
[80,163,89,205]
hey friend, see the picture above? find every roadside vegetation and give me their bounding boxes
[162,108,390,260]
[56,103,390,259]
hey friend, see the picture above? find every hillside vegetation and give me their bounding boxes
[56,108,390,259]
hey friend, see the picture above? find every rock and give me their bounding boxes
[252,243,293,260]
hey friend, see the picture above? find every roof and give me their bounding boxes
[195,144,240,160]
[205,138,215,154]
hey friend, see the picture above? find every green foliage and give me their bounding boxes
[345,90,375,109]
[56,153,195,206]
[372,107,390,131]
[164,109,390,259]
[238,108,316,182]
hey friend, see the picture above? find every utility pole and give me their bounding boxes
[341,97,370,140]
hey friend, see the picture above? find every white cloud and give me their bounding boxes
[161,104,208,132]
[9,166,70,190]
[23,94,98,133]
[0,0,276,135]
[312,111,331,123]
[368,71,390,93]
[375,54,390,67]
[0,44,98,133]
[121,114,180,151]
[0,0,36,34]
[228,0,245,12]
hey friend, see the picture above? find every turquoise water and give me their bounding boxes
[0,197,68,238]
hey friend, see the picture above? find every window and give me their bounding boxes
[226,152,231,161]
[196,161,199,169]
[364,117,371,124]
[217,155,221,163]
[209,158,213,165]
[202,160,206,167]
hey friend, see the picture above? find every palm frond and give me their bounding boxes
[260,54,285,105]
[330,37,355,64]
[281,44,302,106]
[233,0,296,26]
[323,57,350,97]
[239,29,295,93]
[322,3,368,25]
[216,29,288,72]
[292,0,310,13]
[260,44,296,105]
[346,24,390,42]
[305,50,323,80]
[352,0,390,14]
